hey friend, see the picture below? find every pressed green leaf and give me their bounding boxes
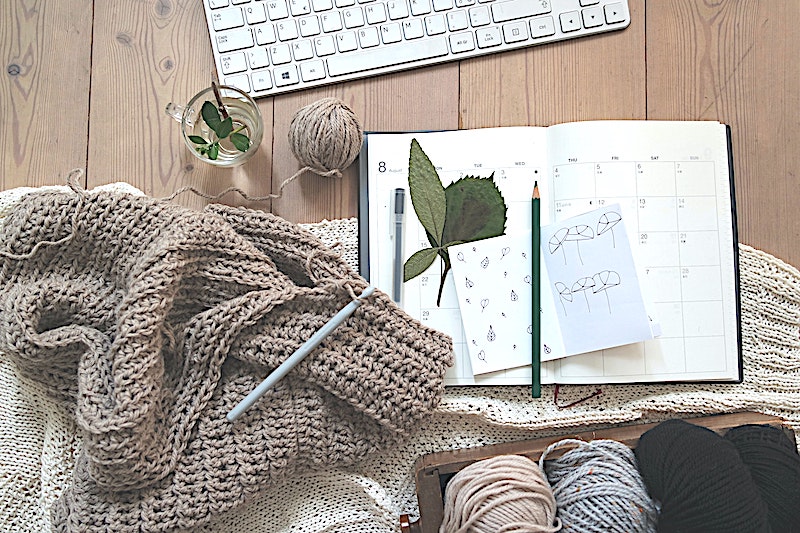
[208,143,219,160]
[408,139,446,247]
[201,101,222,132]
[230,132,250,152]
[441,175,507,245]
[403,247,439,282]
[188,135,207,145]
[215,116,234,139]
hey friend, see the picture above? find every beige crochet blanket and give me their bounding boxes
[2,184,800,533]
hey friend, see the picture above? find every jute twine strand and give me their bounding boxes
[440,454,561,533]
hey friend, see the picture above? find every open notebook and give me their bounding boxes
[359,121,740,386]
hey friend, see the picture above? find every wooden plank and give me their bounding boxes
[0,0,93,188]
[270,65,460,223]
[86,0,275,211]
[646,0,800,267]
[404,411,789,533]
[459,0,646,128]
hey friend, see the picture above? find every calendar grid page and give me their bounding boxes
[359,121,740,386]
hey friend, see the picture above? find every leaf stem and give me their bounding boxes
[211,80,229,119]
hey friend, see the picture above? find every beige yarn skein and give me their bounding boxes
[288,97,363,178]
[440,454,562,533]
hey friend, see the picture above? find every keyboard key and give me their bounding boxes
[327,36,448,76]
[314,35,337,55]
[273,65,300,86]
[476,26,501,48]
[270,43,293,63]
[277,20,299,40]
[251,70,273,91]
[491,0,550,23]
[312,0,333,10]
[425,14,447,36]
[380,23,403,44]
[605,3,626,24]
[212,8,244,31]
[254,23,277,44]
[232,0,251,5]
[266,0,289,20]
[410,0,431,16]
[358,26,381,47]
[469,5,490,26]
[502,20,528,43]
[290,0,312,16]
[402,18,424,39]
[209,0,230,8]
[365,4,387,24]
[336,31,359,51]
[292,39,315,60]
[220,52,248,74]
[216,28,254,52]
[559,11,581,32]
[449,31,474,53]
[580,0,600,5]
[299,15,321,36]
[321,12,343,32]
[387,0,410,19]
[343,7,365,28]
[446,10,469,31]
[248,47,270,68]
[529,15,555,38]
[433,0,453,12]
[225,73,251,92]
[300,60,327,81]
[245,4,267,24]
[582,6,603,28]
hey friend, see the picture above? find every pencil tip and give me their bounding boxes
[532,181,540,199]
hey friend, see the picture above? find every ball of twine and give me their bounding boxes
[635,419,770,533]
[440,454,561,533]
[539,438,658,533]
[288,97,363,178]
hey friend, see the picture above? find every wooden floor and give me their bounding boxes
[2,1,800,267]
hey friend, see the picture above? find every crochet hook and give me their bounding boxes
[226,285,376,422]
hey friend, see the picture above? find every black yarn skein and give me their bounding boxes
[635,418,770,533]
[725,424,800,533]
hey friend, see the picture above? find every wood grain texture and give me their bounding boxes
[646,0,800,266]
[86,0,275,211]
[459,0,646,128]
[0,0,93,188]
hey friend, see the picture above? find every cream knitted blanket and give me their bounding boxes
[2,184,800,533]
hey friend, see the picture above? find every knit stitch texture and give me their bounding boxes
[0,188,453,532]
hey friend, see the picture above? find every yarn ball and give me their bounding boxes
[725,424,800,533]
[635,419,770,533]
[539,438,658,533]
[288,97,363,177]
[440,454,561,533]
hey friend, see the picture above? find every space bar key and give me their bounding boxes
[327,38,450,77]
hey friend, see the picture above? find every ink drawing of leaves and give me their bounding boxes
[408,139,446,247]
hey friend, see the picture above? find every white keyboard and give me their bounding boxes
[203,0,631,98]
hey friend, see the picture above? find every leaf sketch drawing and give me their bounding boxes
[597,211,622,247]
[549,224,594,265]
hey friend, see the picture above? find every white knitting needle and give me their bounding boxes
[226,285,376,422]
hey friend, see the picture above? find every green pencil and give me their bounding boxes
[532,181,541,398]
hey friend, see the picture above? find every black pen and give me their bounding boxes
[392,188,405,303]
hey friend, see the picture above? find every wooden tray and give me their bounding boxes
[400,411,792,533]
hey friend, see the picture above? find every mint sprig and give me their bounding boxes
[188,101,251,160]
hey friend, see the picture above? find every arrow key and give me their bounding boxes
[582,6,603,28]
[604,2,627,24]
[559,10,581,32]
